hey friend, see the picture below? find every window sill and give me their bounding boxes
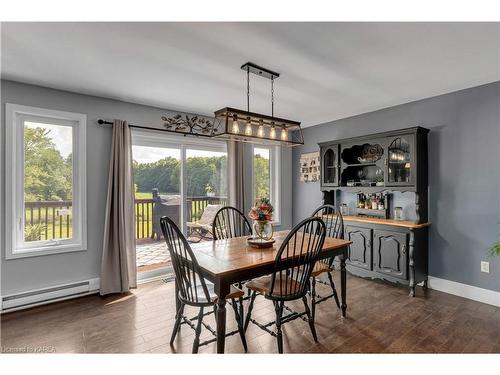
[6,243,87,260]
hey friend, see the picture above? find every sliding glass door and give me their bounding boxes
[185,147,228,242]
[132,138,181,277]
[131,131,227,279]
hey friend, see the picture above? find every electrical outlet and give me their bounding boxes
[481,261,490,273]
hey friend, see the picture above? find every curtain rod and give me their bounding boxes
[97,119,215,138]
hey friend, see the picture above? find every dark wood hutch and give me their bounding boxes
[319,126,430,296]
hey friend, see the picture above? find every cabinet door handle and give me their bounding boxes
[402,246,406,255]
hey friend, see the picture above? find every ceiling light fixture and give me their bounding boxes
[213,62,303,146]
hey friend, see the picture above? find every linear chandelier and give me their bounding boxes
[212,62,304,146]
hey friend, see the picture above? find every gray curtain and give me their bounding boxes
[227,140,245,212]
[100,119,137,295]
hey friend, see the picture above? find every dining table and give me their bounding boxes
[185,230,352,353]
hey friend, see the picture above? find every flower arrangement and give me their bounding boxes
[248,197,274,222]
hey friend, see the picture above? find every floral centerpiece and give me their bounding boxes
[248,198,274,241]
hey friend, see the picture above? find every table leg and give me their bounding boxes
[216,298,227,353]
[340,250,347,318]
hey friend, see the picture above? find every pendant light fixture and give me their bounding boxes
[149,62,303,145]
[213,62,304,146]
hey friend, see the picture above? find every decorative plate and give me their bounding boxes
[357,144,384,163]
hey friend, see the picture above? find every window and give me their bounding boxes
[6,104,87,258]
[252,145,280,224]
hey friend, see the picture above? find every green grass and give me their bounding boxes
[135,191,154,199]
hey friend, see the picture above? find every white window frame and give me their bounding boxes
[251,144,281,225]
[5,104,87,259]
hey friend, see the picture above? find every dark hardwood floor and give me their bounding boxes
[1,273,499,354]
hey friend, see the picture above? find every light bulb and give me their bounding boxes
[257,120,264,137]
[281,126,288,141]
[245,117,252,136]
[231,114,240,134]
[269,122,276,139]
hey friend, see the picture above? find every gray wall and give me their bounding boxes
[0,79,293,296]
[292,81,500,292]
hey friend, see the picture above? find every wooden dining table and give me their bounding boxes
[186,230,352,353]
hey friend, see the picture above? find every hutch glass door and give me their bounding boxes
[386,134,415,186]
[322,144,339,186]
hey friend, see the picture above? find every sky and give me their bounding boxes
[254,147,270,159]
[25,121,73,158]
[132,145,227,164]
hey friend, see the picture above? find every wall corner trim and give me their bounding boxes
[427,276,500,307]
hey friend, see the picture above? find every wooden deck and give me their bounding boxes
[136,240,170,273]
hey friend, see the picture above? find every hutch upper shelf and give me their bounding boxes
[318,127,429,192]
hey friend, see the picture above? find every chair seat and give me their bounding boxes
[310,262,333,277]
[246,276,304,298]
[193,281,244,303]
[296,262,333,278]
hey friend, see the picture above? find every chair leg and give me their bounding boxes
[244,291,257,332]
[170,302,185,345]
[302,296,318,342]
[311,277,317,321]
[275,301,284,354]
[192,307,204,354]
[238,296,245,329]
[327,272,341,309]
[231,298,248,352]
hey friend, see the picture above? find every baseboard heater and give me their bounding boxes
[1,278,100,312]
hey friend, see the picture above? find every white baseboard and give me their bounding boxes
[1,277,100,313]
[427,276,500,307]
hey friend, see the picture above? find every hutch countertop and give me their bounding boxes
[324,214,431,229]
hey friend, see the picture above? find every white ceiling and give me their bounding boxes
[1,22,499,127]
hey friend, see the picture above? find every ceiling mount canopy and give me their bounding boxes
[213,62,304,146]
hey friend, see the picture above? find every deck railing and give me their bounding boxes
[134,196,228,240]
[24,201,73,241]
[24,196,228,241]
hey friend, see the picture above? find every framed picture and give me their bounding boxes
[300,151,320,182]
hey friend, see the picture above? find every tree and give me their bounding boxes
[132,155,228,197]
[253,155,270,202]
[186,156,227,197]
[133,157,181,194]
[24,127,72,201]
